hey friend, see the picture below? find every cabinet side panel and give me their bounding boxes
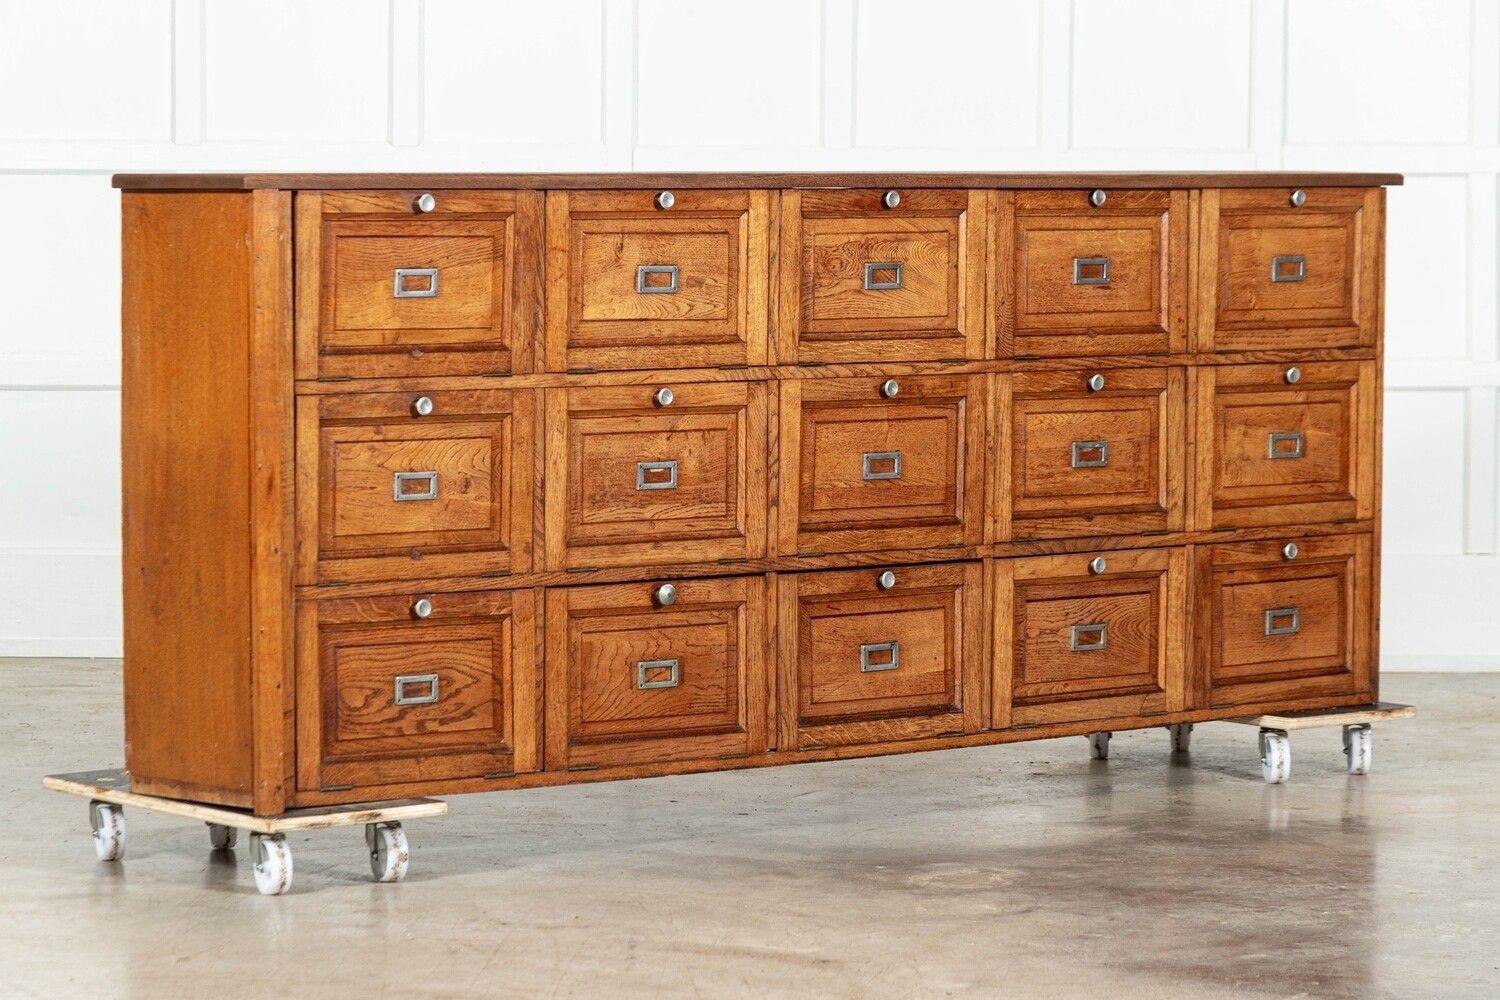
[122,191,255,806]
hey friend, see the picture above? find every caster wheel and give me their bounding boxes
[1087,732,1111,761]
[251,833,293,895]
[367,822,410,883]
[1260,729,1292,784]
[1343,724,1372,775]
[207,822,238,851]
[1168,723,1193,753]
[89,801,125,862]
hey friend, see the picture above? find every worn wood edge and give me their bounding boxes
[112,171,1406,192]
[1225,701,1416,731]
[43,768,446,832]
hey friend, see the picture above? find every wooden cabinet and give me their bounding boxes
[995,367,1186,539]
[992,548,1188,728]
[542,380,768,569]
[544,189,771,372]
[777,374,987,555]
[544,576,770,769]
[117,171,1393,818]
[778,189,987,363]
[775,562,985,749]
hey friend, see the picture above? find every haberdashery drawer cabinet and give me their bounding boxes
[115,170,1395,815]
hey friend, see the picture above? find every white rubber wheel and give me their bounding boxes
[89,801,125,862]
[367,822,410,883]
[1343,724,1373,775]
[1087,732,1112,760]
[1168,723,1193,752]
[251,833,293,895]
[207,822,238,851]
[1260,729,1292,784]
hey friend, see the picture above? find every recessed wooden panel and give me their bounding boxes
[995,189,1188,357]
[777,562,985,749]
[778,189,987,363]
[1192,361,1375,530]
[295,388,534,584]
[294,190,541,379]
[543,380,768,569]
[992,547,1187,728]
[544,576,770,769]
[995,367,1185,539]
[545,189,770,371]
[1193,535,1372,709]
[295,589,538,791]
[1197,187,1381,351]
[777,374,987,555]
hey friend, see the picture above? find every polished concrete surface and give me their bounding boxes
[0,660,1494,999]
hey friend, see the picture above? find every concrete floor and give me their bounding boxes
[0,661,1495,999]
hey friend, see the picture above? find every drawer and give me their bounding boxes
[777,189,986,363]
[776,562,984,749]
[992,548,1187,727]
[543,380,769,569]
[544,189,771,371]
[544,576,770,769]
[294,190,541,379]
[295,589,538,792]
[995,367,1185,539]
[1191,361,1375,529]
[295,388,534,584]
[1193,535,1373,709]
[1197,187,1381,352]
[777,374,987,555]
[995,189,1188,357]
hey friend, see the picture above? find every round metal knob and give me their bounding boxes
[1285,366,1302,385]
[412,192,436,214]
[653,583,678,607]
[1282,542,1299,561]
[882,190,901,209]
[1289,189,1307,208]
[876,570,897,591]
[653,387,675,407]
[655,190,675,210]
[411,597,433,619]
[412,395,435,417]
[1086,373,1106,393]
[1089,189,1107,208]
[880,378,900,399]
[1088,556,1108,575]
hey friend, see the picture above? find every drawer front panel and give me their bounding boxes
[543,381,768,569]
[1194,535,1372,708]
[544,576,770,768]
[295,589,538,791]
[777,562,983,748]
[996,368,1185,539]
[997,190,1188,357]
[1197,187,1380,351]
[1193,361,1374,529]
[779,189,986,363]
[295,190,540,378]
[778,374,987,554]
[993,548,1187,727]
[296,389,534,584]
[545,189,770,371]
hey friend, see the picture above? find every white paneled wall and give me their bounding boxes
[0,0,1496,667]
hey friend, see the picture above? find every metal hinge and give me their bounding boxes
[482,770,515,780]
[566,367,598,375]
[480,570,512,579]
[320,784,354,793]
[936,730,964,738]
[796,360,825,367]
[567,763,599,772]
[717,752,749,761]
[316,375,352,382]
[1013,354,1040,362]
[718,364,750,371]
[566,566,600,574]
[717,557,749,564]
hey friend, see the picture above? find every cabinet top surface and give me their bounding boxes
[112,170,1403,192]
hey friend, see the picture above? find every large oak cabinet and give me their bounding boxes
[115,171,1396,816]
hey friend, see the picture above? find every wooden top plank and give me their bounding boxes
[112,171,1404,192]
[43,768,446,832]
[1226,702,1416,731]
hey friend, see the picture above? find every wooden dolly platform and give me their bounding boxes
[1084,702,1415,783]
[43,768,446,894]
